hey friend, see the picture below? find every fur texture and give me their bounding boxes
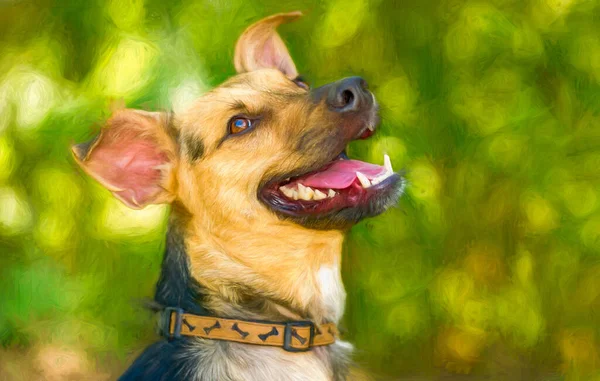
[73,12,399,380]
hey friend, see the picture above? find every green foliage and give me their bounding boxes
[1,0,600,378]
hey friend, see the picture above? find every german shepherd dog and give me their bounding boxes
[73,11,405,381]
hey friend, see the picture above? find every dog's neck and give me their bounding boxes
[156,210,347,325]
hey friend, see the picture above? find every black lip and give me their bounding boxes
[259,172,405,230]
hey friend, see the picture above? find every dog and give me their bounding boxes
[72,11,405,381]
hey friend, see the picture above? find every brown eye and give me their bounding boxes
[229,117,253,134]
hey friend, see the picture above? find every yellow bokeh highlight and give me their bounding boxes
[407,159,441,201]
[90,36,159,98]
[318,0,368,48]
[486,133,526,169]
[377,76,416,125]
[0,135,16,182]
[436,327,488,374]
[97,197,168,238]
[495,287,544,348]
[368,136,408,171]
[35,212,76,253]
[432,269,475,321]
[530,0,577,30]
[4,68,60,130]
[561,181,597,218]
[512,22,544,61]
[0,186,32,235]
[0,83,11,133]
[107,0,146,32]
[521,191,559,233]
[445,23,479,63]
[514,247,534,286]
[461,299,492,331]
[33,166,82,213]
[570,33,600,83]
[451,67,524,136]
[581,213,600,251]
[386,298,427,340]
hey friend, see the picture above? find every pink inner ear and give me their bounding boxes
[259,35,296,78]
[85,127,169,208]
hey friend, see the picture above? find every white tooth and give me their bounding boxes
[305,186,315,199]
[292,189,299,200]
[368,123,375,131]
[298,184,315,200]
[279,186,295,199]
[328,189,337,198]
[356,171,371,188]
[314,189,327,200]
[372,171,393,185]
[384,154,393,173]
[297,183,307,199]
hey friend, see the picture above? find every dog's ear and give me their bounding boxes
[234,11,302,79]
[72,109,177,209]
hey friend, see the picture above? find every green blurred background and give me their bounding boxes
[1,0,600,379]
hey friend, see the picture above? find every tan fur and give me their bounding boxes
[164,69,350,324]
[74,12,380,380]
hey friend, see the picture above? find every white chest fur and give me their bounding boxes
[316,264,346,322]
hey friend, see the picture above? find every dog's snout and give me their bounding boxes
[311,77,372,112]
[327,77,368,111]
[329,77,370,112]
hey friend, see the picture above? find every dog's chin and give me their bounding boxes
[258,152,406,231]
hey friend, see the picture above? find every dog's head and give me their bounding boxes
[73,12,404,232]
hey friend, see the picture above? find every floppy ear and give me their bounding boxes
[72,109,178,209]
[234,11,302,79]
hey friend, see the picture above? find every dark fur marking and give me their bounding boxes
[182,133,205,161]
[154,225,207,315]
[295,128,326,152]
[119,222,352,379]
[118,340,200,381]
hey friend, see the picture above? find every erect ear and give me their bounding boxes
[72,109,178,209]
[234,11,302,79]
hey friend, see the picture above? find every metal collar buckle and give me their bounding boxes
[162,307,184,340]
[283,321,315,352]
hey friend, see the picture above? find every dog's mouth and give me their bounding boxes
[259,142,405,224]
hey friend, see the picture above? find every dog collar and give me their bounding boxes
[160,307,338,352]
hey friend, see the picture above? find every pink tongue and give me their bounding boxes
[299,159,387,189]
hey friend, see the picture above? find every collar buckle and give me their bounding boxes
[162,307,184,340]
[283,321,315,352]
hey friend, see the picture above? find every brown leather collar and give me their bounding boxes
[162,308,337,352]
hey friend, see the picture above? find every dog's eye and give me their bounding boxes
[293,76,309,90]
[229,117,253,134]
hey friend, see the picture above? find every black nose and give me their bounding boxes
[328,77,370,112]
[311,77,372,112]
